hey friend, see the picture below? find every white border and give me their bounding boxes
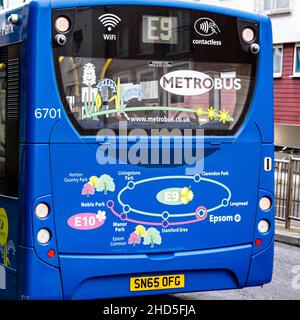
[0,265,6,290]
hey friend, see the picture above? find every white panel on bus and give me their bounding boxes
[0,265,6,290]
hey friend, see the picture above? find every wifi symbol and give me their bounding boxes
[99,13,121,32]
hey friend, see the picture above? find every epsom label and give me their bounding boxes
[160,70,214,96]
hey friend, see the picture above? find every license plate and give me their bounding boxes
[130,274,185,292]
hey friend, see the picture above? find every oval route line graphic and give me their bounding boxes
[106,175,232,227]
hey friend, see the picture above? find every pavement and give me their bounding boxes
[275,224,300,247]
[170,225,300,300]
[173,242,300,300]
[123,225,300,301]
[120,229,300,301]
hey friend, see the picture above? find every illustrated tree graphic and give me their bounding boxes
[96,174,116,195]
[128,232,141,246]
[89,176,99,188]
[135,225,146,238]
[143,228,162,248]
[81,183,95,197]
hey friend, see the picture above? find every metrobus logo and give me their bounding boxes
[160,70,242,96]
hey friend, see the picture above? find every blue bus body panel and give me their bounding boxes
[50,140,262,254]
[60,244,252,299]
[17,246,62,300]
[0,0,274,299]
[247,237,274,287]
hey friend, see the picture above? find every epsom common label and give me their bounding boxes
[160,70,242,96]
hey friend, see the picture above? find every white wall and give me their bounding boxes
[1,0,25,10]
[194,0,256,12]
[271,1,300,44]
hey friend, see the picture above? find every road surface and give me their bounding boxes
[173,242,300,300]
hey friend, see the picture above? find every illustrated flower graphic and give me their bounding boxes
[81,183,95,197]
[128,232,141,246]
[97,210,106,222]
[207,107,217,121]
[180,187,194,205]
[219,109,231,124]
[96,174,116,195]
[196,107,205,118]
[135,225,146,238]
[143,228,162,248]
[89,176,99,188]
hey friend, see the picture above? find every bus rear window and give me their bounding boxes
[53,6,258,135]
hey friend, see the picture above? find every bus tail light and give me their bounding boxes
[259,197,272,211]
[242,27,255,43]
[55,16,71,33]
[258,220,270,234]
[255,239,263,247]
[47,249,56,258]
[37,229,51,244]
[35,203,50,219]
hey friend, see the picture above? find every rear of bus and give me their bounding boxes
[19,0,274,299]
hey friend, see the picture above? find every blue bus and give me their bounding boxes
[0,0,274,300]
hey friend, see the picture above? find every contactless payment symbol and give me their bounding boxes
[194,18,220,37]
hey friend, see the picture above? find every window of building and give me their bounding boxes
[261,0,292,15]
[273,45,283,78]
[294,44,300,77]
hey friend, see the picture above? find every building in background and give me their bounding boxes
[195,0,300,153]
[0,0,24,10]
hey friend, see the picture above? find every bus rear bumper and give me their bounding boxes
[16,241,274,299]
[59,244,254,300]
